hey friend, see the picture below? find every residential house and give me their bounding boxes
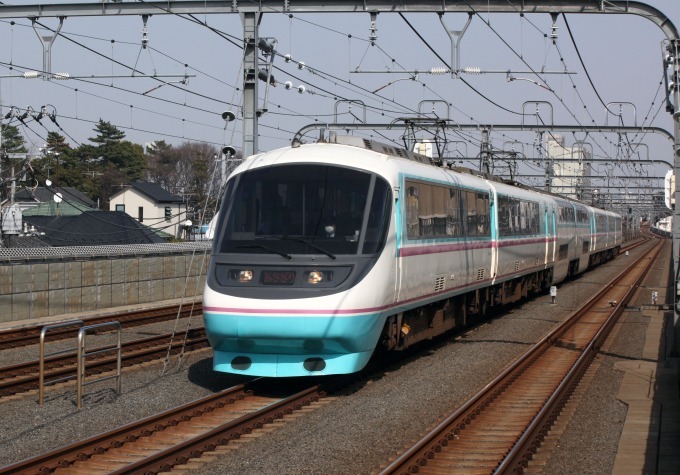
[108,181,186,238]
[13,186,98,212]
[2,198,165,247]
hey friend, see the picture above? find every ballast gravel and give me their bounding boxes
[0,239,660,475]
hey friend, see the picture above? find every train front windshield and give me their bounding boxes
[216,164,391,256]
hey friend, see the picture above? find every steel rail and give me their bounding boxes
[0,329,208,397]
[0,301,202,350]
[379,238,663,474]
[108,385,325,475]
[497,239,665,473]
[0,382,258,475]
[0,380,325,475]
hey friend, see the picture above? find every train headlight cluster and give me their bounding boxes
[305,270,333,284]
[232,269,253,282]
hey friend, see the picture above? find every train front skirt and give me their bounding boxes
[203,310,384,377]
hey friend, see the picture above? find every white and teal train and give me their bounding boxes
[203,135,622,377]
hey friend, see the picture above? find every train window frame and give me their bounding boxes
[404,178,489,240]
[497,194,539,237]
[214,163,391,256]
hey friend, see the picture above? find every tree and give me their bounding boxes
[145,140,179,191]
[1,124,27,154]
[88,119,126,145]
[0,125,28,200]
[145,140,220,222]
[45,131,71,155]
[32,132,75,188]
[70,119,147,208]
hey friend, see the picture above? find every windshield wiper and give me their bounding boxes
[237,244,292,260]
[278,237,336,260]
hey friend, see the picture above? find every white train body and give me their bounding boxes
[203,136,622,377]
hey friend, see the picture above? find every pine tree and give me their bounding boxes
[88,119,125,145]
[1,124,27,155]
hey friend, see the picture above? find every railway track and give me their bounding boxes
[379,237,663,475]
[0,379,329,475]
[0,238,655,472]
[0,329,209,398]
[0,301,202,350]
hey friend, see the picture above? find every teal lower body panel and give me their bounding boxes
[203,311,384,377]
[212,349,374,377]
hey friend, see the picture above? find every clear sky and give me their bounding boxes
[0,1,678,202]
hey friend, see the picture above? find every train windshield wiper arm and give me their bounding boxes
[278,237,336,260]
[237,244,292,260]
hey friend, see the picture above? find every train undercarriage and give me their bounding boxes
[381,246,619,352]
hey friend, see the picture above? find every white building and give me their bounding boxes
[546,136,592,200]
[109,181,186,238]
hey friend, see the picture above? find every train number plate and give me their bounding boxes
[262,270,296,285]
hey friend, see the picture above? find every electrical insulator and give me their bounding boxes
[369,12,378,44]
[462,67,482,75]
[429,67,448,75]
[22,71,39,79]
[53,73,70,80]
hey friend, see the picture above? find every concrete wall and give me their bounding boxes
[0,252,209,323]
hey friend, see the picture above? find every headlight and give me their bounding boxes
[305,270,333,284]
[231,269,253,282]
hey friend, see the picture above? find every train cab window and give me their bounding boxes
[362,179,391,254]
[215,164,391,256]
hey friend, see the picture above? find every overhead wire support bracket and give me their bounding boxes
[257,37,278,115]
[414,100,451,157]
[334,100,366,124]
[605,102,637,126]
[439,12,473,78]
[521,101,554,129]
[31,16,64,81]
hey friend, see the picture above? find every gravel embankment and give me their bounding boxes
[0,239,660,475]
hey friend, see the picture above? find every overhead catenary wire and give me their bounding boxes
[1,6,668,187]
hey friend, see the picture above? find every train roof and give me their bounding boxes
[310,134,616,214]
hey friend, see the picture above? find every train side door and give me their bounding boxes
[394,186,404,303]
[551,208,557,263]
[488,187,498,282]
[544,206,550,265]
